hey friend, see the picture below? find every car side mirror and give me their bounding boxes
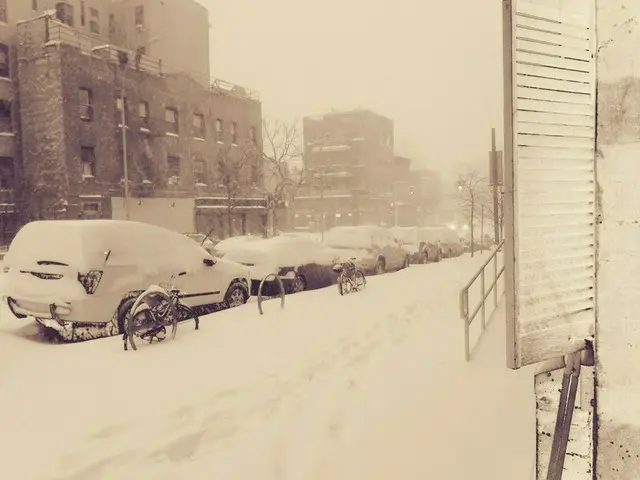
[203,257,216,267]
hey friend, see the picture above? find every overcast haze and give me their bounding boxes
[200,0,504,176]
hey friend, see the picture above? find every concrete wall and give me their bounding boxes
[596,1,640,477]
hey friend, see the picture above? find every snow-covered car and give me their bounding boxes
[323,225,410,275]
[2,220,251,341]
[184,232,219,256]
[212,234,263,258]
[391,226,442,264]
[223,236,341,296]
[419,226,464,258]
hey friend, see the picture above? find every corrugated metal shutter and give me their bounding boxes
[506,0,597,368]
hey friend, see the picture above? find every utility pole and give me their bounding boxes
[490,128,500,243]
[480,204,485,254]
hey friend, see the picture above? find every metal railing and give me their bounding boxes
[42,18,259,101]
[459,239,505,361]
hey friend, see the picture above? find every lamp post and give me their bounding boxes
[92,45,130,220]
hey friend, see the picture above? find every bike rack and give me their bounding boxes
[257,272,285,315]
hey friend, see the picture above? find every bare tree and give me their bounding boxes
[217,142,256,238]
[457,172,489,257]
[261,118,304,234]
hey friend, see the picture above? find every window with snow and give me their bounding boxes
[55,2,75,27]
[79,88,93,121]
[139,101,149,125]
[167,156,181,184]
[32,0,37,11]
[215,118,223,142]
[135,5,144,27]
[0,100,11,133]
[231,121,238,145]
[108,13,115,34]
[165,107,178,134]
[0,44,9,78]
[193,113,205,138]
[80,147,95,178]
[249,125,256,144]
[0,157,13,189]
[193,159,207,185]
[80,0,85,26]
[116,96,129,126]
[0,1,6,24]
[89,7,99,34]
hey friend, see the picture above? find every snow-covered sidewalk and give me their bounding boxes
[0,254,534,480]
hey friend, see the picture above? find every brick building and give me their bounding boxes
[0,3,265,244]
[294,109,395,230]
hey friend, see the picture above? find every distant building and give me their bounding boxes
[109,0,211,85]
[0,10,264,244]
[295,109,395,230]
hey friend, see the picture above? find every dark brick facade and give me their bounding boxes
[11,15,266,238]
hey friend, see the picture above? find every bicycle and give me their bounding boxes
[122,271,200,351]
[332,257,366,295]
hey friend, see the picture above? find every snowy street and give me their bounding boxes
[0,254,534,480]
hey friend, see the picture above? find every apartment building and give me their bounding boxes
[0,4,264,244]
[295,109,395,229]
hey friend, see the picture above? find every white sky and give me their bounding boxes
[199,0,504,175]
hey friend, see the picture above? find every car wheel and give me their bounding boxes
[374,260,385,275]
[224,282,248,308]
[291,274,306,294]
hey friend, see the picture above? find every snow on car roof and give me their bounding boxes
[224,235,338,267]
[6,220,207,272]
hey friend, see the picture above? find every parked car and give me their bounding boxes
[422,226,465,258]
[213,235,263,258]
[184,232,219,256]
[323,225,410,275]
[2,220,251,341]
[223,236,341,296]
[390,226,442,264]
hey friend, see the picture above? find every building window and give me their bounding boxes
[193,159,206,184]
[249,126,256,144]
[33,0,38,11]
[0,44,9,78]
[79,88,93,121]
[139,101,149,124]
[165,107,178,134]
[116,96,129,125]
[0,157,13,189]
[80,0,85,26]
[89,7,99,34]
[109,13,115,34]
[167,156,180,181]
[231,121,238,145]
[0,100,11,133]
[80,147,95,177]
[55,2,75,27]
[0,1,6,24]
[135,5,144,27]
[215,118,223,142]
[251,163,260,185]
[193,113,205,138]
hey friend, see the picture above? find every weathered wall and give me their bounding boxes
[596,1,640,477]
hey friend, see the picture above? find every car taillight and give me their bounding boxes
[77,270,103,295]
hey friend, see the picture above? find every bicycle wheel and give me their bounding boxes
[126,290,177,351]
[355,270,366,290]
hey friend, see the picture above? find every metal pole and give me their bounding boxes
[481,204,485,254]
[393,181,399,227]
[120,67,130,220]
[491,128,500,243]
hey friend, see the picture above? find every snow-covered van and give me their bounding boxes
[2,220,251,341]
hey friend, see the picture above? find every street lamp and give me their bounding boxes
[93,44,130,220]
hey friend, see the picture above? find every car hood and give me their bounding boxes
[212,257,250,279]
